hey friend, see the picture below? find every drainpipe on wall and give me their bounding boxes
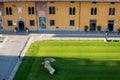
[35,2,39,32]
[79,1,81,32]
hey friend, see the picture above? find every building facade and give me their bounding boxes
[0,0,120,32]
[0,2,4,30]
[3,2,37,31]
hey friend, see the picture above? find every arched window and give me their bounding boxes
[109,8,115,15]
[28,7,34,15]
[53,7,55,14]
[91,8,97,15]
[49,6,55,14]
[49,7,52,14]
[6,7,9,15]
[94,8,97,15]
[32,7,34,14]
[69,7,75,15]
[6,7,12,15]
[73,8,75,15]
[28,7,31,14]
[9,7,12,15]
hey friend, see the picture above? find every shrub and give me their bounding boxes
[25,27,28,30]
[117,27,120,34]
[97,25,102,31]
[15,27,18,31]
[84,25,88,32]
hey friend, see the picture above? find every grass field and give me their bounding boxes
[14,40,120,80]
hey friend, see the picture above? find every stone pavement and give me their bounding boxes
[30,33,120,42]
[0,35,29,80]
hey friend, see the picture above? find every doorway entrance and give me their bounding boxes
[39,17,46,29]
[108,20,114,31]
[90,20,97,31]
[18,21,25,31]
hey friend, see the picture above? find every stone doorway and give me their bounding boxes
[39,17,46,29]
[108,20,114,31]
[18,21,25,31]
[90,20,97,31]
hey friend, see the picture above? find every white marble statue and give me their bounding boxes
[42,58,55,75]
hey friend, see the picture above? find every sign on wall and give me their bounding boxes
[38,11,45,16]
[18,6,22,13]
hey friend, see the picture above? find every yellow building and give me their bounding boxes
[3,1,37,31]
[0,0,120,32]
[47,1,120,31]
[80,2,120,31]
[47,1,79,30]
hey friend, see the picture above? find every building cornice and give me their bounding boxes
[0,0,120,2]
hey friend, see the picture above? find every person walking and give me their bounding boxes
[104,29,109,42]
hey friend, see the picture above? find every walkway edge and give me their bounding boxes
[8,36,33,80]
[0,36,8,48]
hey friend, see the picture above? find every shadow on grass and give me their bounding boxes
[14,56,120,80]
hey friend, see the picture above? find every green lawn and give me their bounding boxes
[14,40,120,80]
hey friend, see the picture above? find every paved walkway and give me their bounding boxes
[0,30,120,37]
[30,33,120,42]
[0,35,29,80]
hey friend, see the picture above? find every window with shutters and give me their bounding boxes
[91,8,97,15]
[28,7,34,15]
[6,7,12,15]
[49,7,55,14]
[109,8,115,15]
[69,7,75,15]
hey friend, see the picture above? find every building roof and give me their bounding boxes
[0,0,120,2]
